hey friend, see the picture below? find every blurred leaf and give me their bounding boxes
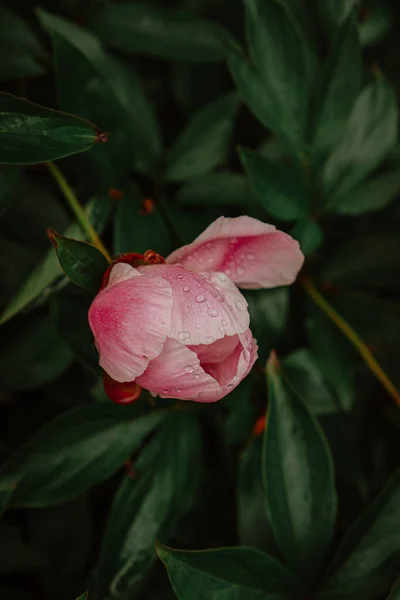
[328,169,400,214]
[0,524,45,572]
[263,354,337,581]
[51,288,98,372]
[359,7,392,46]
[0,487,13,521]
[291,218,324,255]
[114,191,171,257]
[75,594,88,600]
[94,412,202,599]
[0,237,41,312]
[175,173,250,207]
[163,203,220,246]
[49,232,108,291]
[244,0,314,153]
[311,14,362,165]
[0,8,47,81]
[0,198,104,325]
[307,305,356,412]
[283,349,339,415]
[314,0,359,38]
[240,148,309,220]
[165,92,239,181]
[0,93,102,165]
[238,437,273,551]
[245,288,289,362]
[223,375,257,446]
[88,1,235,63]
[157,544,299,600]
[322,231,400,289]
[38,9,161,178]
[1,403,164,507]
[0,315,73,391]
[387,577,400,600]
[319,469,400,600]
[322,80,398,198]
[0,166,22,219]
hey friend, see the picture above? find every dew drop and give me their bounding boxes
[219,326,224,333]
[204,335,215,344]
[176,273,185,280]
[206,242,212,249]
[207,308,219,317]
[243,349,251,361]
[228,304,233,311]
[178,330,191,341]
[184,365,194,374]
[247,253,256,261]
[226,382,235,390]
[236,267,245,277]
[194,374,200,380]
[217,273,228,282]
[183,286,190,292]
[196,294,206,303]
[230,237,238,244]
[235,301,247,313]
[162,388,169,394]
[225,268,231,276]
[221,319,228,326]
[195,323,202,329]
[184,302,191,308]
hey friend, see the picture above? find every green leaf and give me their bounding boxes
[95,412,202,599]
[51,288,99,372]
[75,594,88,600]
[0,487,14,522]
[322,231,400,289]
[0,166,22,219]
[0,315,73,391]
[0,197,105,325]
[223,376,257,446]
[0,8,47,81]
[175,173,251,207]
[322,80,398,199]
[37,9,161,178]
[314,0,358,38]
[319,469,400,600]
[244,0,314,153]
[166,93,239,181]
[88,2,235,63]
[245,288,289,363]
[359,6,392,46]
[263,353,337,581]
[1,403,164,507]
[283,349,339,415]
[311,14,362,165]
[240,148,309,220]
[157,544,299,600]
[49,231,108,291]
[291,218,324,255]
[387,577,400,600]
[328,169,400,215]
[0,93,102,165]
[113,191,171,257]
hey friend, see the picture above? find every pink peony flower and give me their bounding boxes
[88,216,304,403]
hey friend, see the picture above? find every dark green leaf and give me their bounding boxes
[328,169,400,214]
[291,218,324,255]
[387,577,400,600]
[0,166,22,219]
[88,2,235,63]
[359,6,392,46]
[0,198,103,325]
[263,354,337,581]
[75,594,88,600]
[0,315,73,391]
[51,288,99,372]
[313,0,358,38]
[0,487,14,521]
[95,412,202,599]
[283,349,339,415]
[1,403,164,507]
[319,469,400,600]
[49,231,108,291]
[114,191,171,257]
[322,80,398,198]
[0,93,102,165]
[244,0,314,153]
[165,92,239,181]
[223,376,257,446]
[175,173,251,207]
[38,9,161,178]
[245,288,289,362]
[157,544,299,600]
[240,148,309,220]
[311,14,362,165]
[0,8,47,81]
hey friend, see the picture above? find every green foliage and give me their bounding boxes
[0,1,399,600]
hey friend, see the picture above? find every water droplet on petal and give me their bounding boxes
[235,301,247,313]
[230,237,238,244]
[177,273,185,280]
[236,267,245,277]
[204,335,215,344]
[184,365,194,374]
[219,326,224,332]
[247,253,256,261]
[196,294,206,303]
[222,319,228,326]
[225,268,231,276]
[183,286,190,292]
[243,349,251,361]
[206,242,212,249]
[178,331,191,341]
[228,304,233,311]
[196,323,202,329]
[207,308,219,317]
[184,302,190,308]
[162,388,169,394]
[218,273,228,282]
[194,374,200,380]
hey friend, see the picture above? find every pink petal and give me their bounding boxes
[138,264,249,346]
[189,334,240,364]
[88,263,173,382]
[166,216,304,289]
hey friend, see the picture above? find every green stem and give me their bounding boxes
[302,277,400,407]
[47,162,112,262]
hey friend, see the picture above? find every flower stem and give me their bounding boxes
[47,162,112,262]
[302,277,400,407]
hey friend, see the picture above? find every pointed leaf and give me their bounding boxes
[328,169,400,215]
[0,93,103,165]
[263,353,337,581]
[291,218,324,255]
[166,93,239,181]
[157,544,299,600]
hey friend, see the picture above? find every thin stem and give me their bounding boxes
[302,277,400,407]
[47,162,112,262]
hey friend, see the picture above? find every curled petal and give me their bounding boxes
[139,264,249,346]
[166,216,304,289]
[89,263,173,382]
